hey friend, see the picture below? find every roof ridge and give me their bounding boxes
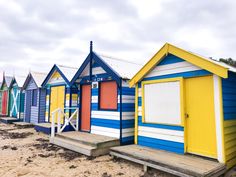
[57,64,78,69]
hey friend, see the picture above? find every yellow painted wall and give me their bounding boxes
[224,120,236,168]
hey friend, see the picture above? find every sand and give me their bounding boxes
[0,122,173,177]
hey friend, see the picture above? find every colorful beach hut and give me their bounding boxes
[0,76,13,116]
[69,42,142,145]
[125,43,236,169]
[35,64,78,133]
[9,75,26,119]
[22,72,47,124]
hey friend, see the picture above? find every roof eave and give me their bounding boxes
[129,43,228,87]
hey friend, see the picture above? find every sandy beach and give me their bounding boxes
[0,122,173,177]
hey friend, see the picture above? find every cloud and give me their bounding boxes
[0,0,236,81]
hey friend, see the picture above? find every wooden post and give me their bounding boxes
[51,112,55,138]
[58,109,61,133]
[76,108,79,131]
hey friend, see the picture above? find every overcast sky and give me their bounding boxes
[0,0,236,81]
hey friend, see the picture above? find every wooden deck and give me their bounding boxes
[110,145,226,177]
[50,131,120,157]
[34,123,56,134]
[13,122,34,128]
[0,117,21,124]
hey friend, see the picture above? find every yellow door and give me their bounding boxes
[50,86,65,124]
[185,75,217,158]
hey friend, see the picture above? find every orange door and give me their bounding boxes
[81,85,91,132]
[2,91,8,115]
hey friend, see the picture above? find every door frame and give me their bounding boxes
[79,83,92,132]
[49,84,66,123]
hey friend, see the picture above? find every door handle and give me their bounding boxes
[185,113,189,118]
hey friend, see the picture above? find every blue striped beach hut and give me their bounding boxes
[70,42,142,145]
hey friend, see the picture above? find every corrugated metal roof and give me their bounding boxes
[31,72,47,87]
[56,64,78,82]
[5,76,13,87]
[96,53,143,79]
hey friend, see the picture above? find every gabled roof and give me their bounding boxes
[11,75,27,88]
[129,43,232,87]
[71,51,142,85]
[42,64,78,87]
[23,72,47,89]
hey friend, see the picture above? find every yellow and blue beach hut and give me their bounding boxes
[126,43,236,169]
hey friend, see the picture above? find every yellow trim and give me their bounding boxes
[141,77,184,126]
[134,84,138,144]
[129,43,228,87]
[219,77,226,163]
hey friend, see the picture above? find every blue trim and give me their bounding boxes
[91,118,120,129]
[143,70,211,81]
[42,64,70,87]
[158,54,184,66]
[138,116,184,131]
[138,136,184,154]
[92,52,121,85]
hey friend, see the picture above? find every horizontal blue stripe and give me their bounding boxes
[121,136,134,145]
[91,118,120,129]
[122,119,134,128]
[158,54,184,66]
[143,70,211,81]
[91,103,135,112]
[138,136,184,154]
[138,117,184,131]
[91,118,134,129]
[92,89,98,95]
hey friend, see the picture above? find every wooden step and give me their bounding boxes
[50,135,117,157]
[56,131,120,148]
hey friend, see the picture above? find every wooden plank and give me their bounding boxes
[110,145,226,177]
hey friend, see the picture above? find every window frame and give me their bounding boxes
[32,89,38,107]
[141,77,184,126]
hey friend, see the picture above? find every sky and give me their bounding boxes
[0,0,236,81]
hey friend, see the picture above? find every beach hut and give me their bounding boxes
[22,72,47,124]
[8,75,26,119]
[67,42,142,145]
[34,64,78,133]
[0,75,13,116]
[112,43,236,170]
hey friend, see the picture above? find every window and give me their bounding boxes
[32,89,38,106]
[143,80,182,125]
[99,81,117,110]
